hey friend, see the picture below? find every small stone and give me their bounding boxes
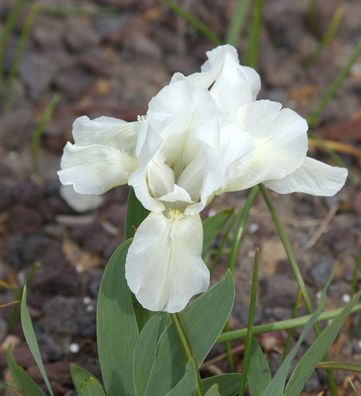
[69,343,80,353]
[9,206,43,235]
[54,67,92,100]
[64,18,100,53]
[94,14,130,39]
[308,257,334,285]
[0,318,7,342]
[20,52,57,99]
[0,108,35,150]
[304,372,321,393]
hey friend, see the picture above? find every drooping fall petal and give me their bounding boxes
[125,211,209,313]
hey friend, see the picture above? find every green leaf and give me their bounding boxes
[79,378,107,396]
[263,275,331,396]
[133,313,167,396]
[203,209,233,255]
[97,240,139,396]
[21,286,54,396]
[204,383,221,396]
[202,374,242,396]
[125,188,149,239]
[164,359,198,396]
[144,271,235,396]
[248,338,271,396]
[285,290,361,396]
[69,363,105,396]
[6,346,46,396]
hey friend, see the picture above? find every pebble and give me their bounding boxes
[308,257,334,285]
[20,52,57,99]
[69,343,80,353]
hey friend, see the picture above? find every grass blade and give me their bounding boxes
[218,303,361,342]
[6,3,39,110]
[6,346,46,396]
[317,361,361,373]
[226,0,252,46]
[285,290,361,395]
[161,0,222,45]
[227,186,258,272]
[0,0,27,103]
[243,0,265,68]
[259,184,338,394]
[31,94,61,177]
[307,36,361,127]
[239,249,260,396]
[263,274,332,396]
[21,286,54,396]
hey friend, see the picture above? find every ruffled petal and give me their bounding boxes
[265,157,348,196]
[225,100,308,192]
[125,212,210,313]
[58,142,137,194]
[72,116,139,153]
[171,45,261,113]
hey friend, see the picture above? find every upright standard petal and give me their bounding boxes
[125,211,210,313]
[265,157,348,196]
[225,100,308,192]
[171,45,261,113]
[58,143,137,194]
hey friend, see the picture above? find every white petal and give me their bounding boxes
[72,116,139,153]
[125,212,210,313]
[58,142,137,194]
[159,184,193,204]
[171,45,261,113]
[147,159,175,198]
[265,157,348,196]
[59,185,104,212]
[225,100,308,191]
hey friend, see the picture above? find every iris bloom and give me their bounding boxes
[58,45,347,313]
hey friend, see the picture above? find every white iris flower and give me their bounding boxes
[58,45,347,313]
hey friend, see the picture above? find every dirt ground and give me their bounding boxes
[0,0,360,394]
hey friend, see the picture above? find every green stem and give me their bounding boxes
[6,4,39,111]
[243,0,265,68]
[226,0,251,46]
[160,0,222,46]
[171,313,203,396]
[238,249,260,396]
[31,93,61,177]
[351,249,361,294]
[228,186,258,273]
[307,36,361,127]
[0,0,27,104]
[217,303,361,342]
[259,185,313,311]
[259,184,338,395]
[317,361,361,373]
[282,290,302,361]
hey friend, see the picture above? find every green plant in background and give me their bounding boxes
[4,1,361,396]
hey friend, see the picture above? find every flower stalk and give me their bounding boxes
[217,303,361,343]
[171,313,204,396]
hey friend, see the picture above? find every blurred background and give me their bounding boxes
[0,0,360,394]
